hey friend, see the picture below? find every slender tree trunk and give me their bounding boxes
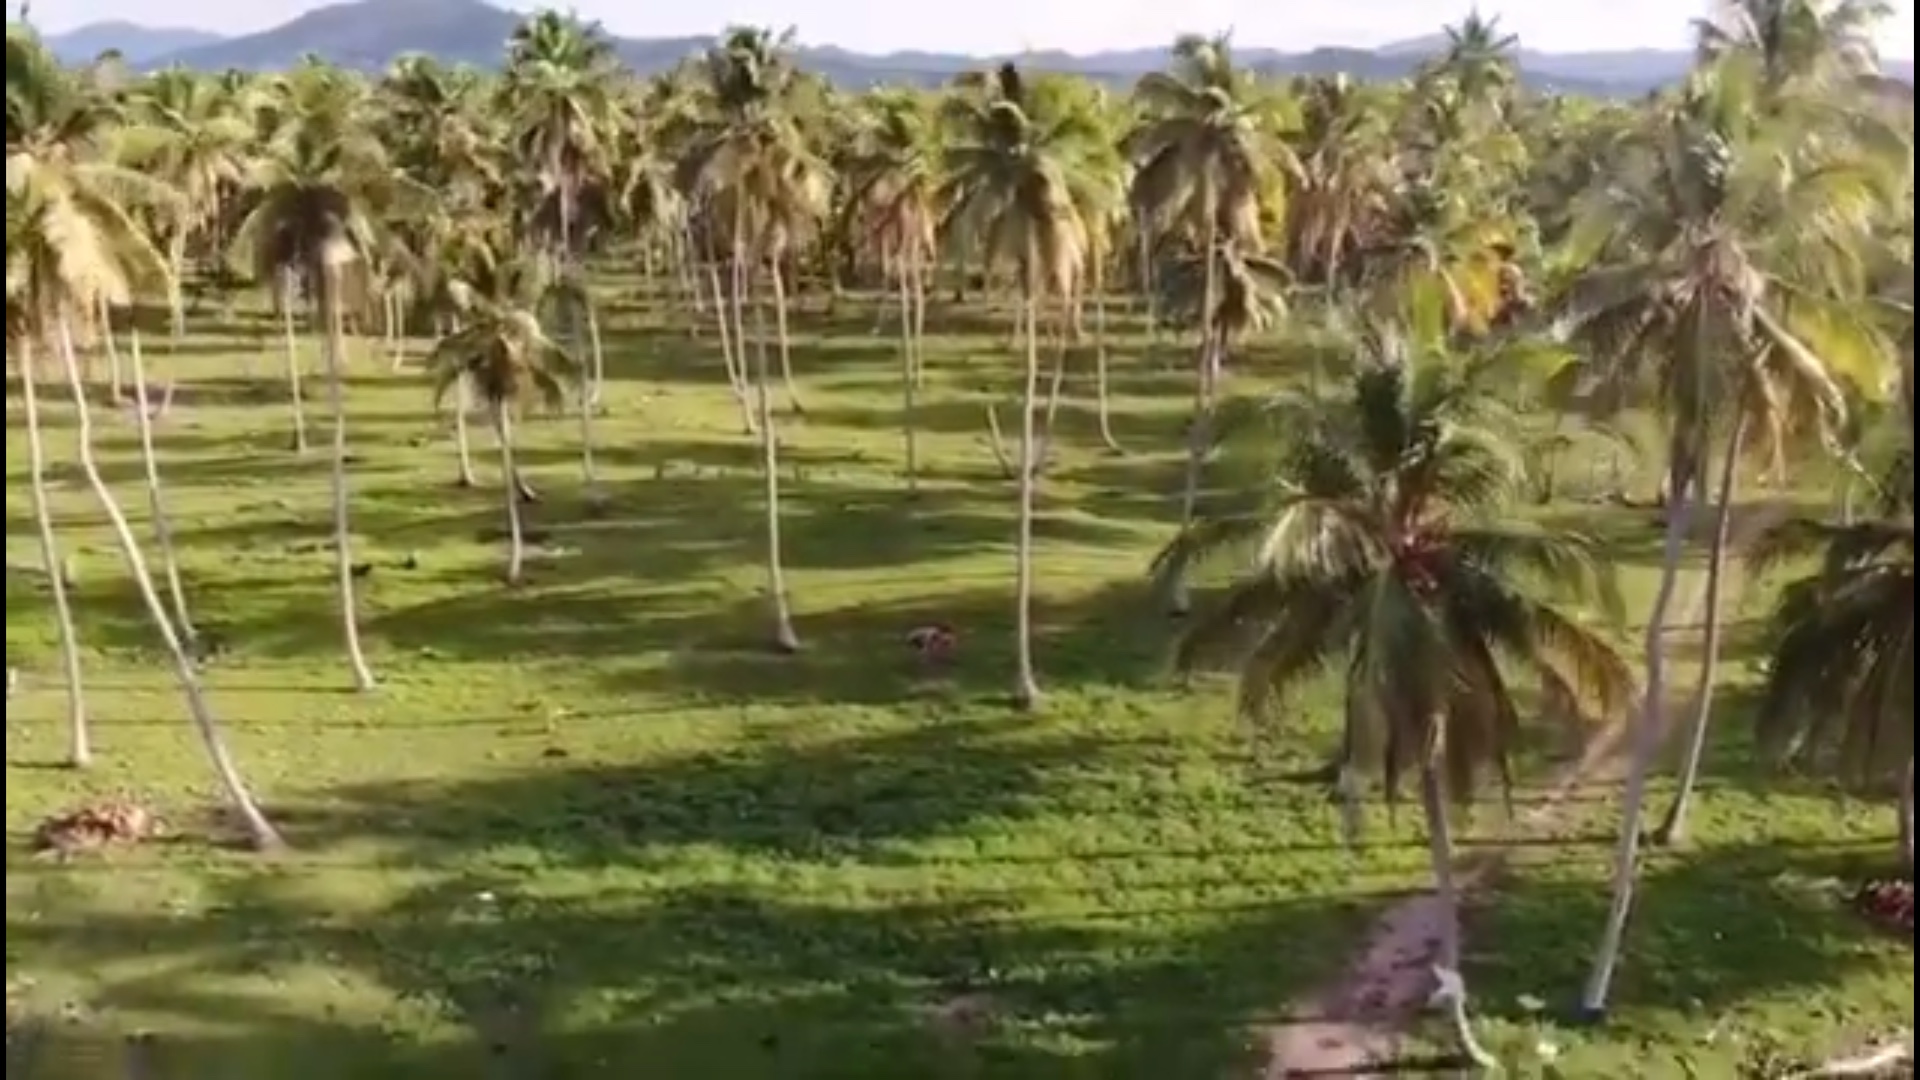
[771,261,805,416]
[1419,762,1462,972]
[1168,212,1219,616]
[168,231,189,341]
[96,296,126,402]
[896,256,920,495]
[911,260,928,389]
[1031,328,1071,475]
[585,298,606,409]
[1092,274,1121,453]
[576,301,603,505]
[18,339,89,767]
[280,270,309,455]
[57,317,283,849]
[750,272,801,653]
[1655,412,1750,845]
[1013,276,1044,711]
[1582,451,1697,1016]
[319,273,377,692]
[729,241,758,435]
[129,331,195,642]
[496,406,524,586]
[451,372,478,487]
[1899,757,1914,874]
[706,261,755,432]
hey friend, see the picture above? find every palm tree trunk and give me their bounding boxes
[280,270,309,455]
[168,231,189,341]
[1169,211,1220,616]
[1419,762,1462,971]
[1013,276,1044,711]
[896,257,920,496]
[585,297,606,409]
[319,271,377,692]
[128,331,195,642]
[730,241,759,435]
[452,372,478,487]
[1092,274,1121,454]
[496,406,525,586]
[18,339,89,768]
[750,273,801,654]
[96,296,126,401]
[770,261,805,416]
[57,317,283,849]
[706,261,755,432]
[911,259,929,390]
[1897,756,1916,874]
[1655,411,1751,845]
[1582,449,1698,1016]
[576,299,603,505]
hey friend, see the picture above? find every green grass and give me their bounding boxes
[5,281,1909,1078]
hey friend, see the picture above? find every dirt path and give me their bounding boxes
[1258,500,1798,1078]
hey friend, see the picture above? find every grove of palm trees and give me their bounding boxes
[5,2,1914,1076]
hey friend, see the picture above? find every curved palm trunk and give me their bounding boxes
[1013,275,1044,711]
[1419,762,1462,971]
[279,269,310,455]
[18,340,89,767]
[96,296,125,400]
[1655,412,1751,845]
[575,298,603,505]
[495,406,525,585]
[1168,212,1220,616]
[1899,757,1914,874]
[319,272,377,692]
[1092,271,1121,454]
[451,370,478,487]
[1582,450,1697,1015]
[750,273,801,653]
[895,254,921,495]
[911,260,929,390]
[770,261,805,416]
[706,261,756,433]
[129,331,195,642]
[57,318,283,850]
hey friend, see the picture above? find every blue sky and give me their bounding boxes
[37,0,1919,59]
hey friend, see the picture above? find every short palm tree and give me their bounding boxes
[425,252,578,586]
[1747,450,1913,870]
[1158,322,1636,971]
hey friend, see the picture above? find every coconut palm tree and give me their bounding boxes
[941,61,1090,709]
[229,86,388,692]
[1125,33,1290,615]
[1564,63,1896,1012]
[425,254,578,585]
[1158,319,1635,974]
[1695,0,1895,92]
[1746,453,1913,870]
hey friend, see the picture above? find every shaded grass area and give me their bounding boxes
[6,282,1910,1077]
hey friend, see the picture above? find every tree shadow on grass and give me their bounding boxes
[5,869,1382,1080]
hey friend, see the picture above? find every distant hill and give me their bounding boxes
[52,0,1918,97]
[44,20,225,65]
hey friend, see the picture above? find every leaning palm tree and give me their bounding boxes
[1745,453,1913,869]
[1159,319,1635,979]
[425,257,578,586]
[941,61,1090,709]
[229,91,389,692]
[1564,63,1896,1012]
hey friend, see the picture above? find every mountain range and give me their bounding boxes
[41,0,1918,97]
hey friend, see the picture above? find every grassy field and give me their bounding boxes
[5,279,1910,1078]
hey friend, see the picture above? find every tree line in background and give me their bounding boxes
[5,0,1913,1031]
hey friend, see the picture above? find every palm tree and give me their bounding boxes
[1695,0,1895,93]
[1126,33,1289,614]
[425,255,578,585]
[677,27,830,652]
[1746,454,1913,870]
[229,86,388,692]
[1159,321,1635,974]
[127,330,196,640]
[1433,11,1521,113]
[844,88,941,492]
[941,61,1090,708]
[1563,64,1894,1012]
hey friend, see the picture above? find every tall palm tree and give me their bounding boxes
[425,255,578,586]
[1159,321,1635,974]
[1433,11,1521,114]
[1125,33,1290,615]
[1695,0,1895,92]
[678,27,830,652]
[1563,64,1894,1012]
[942,61,1090,708]
[229,89,388,692]
[844,88,941,492]
[1746,453,1913,870]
